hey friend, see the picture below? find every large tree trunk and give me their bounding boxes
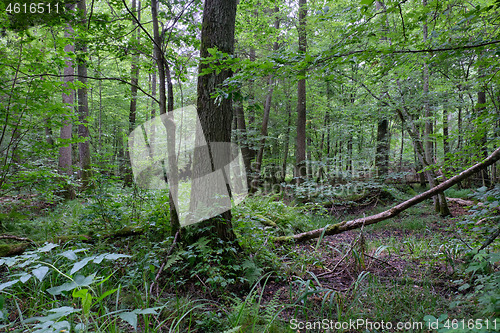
[295,0,307,182]
[191,0,238,242]
[275,146,500,243]
[76,0,92,189]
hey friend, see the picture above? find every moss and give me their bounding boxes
[0,243,30,257]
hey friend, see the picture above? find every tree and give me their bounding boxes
[58,3,77,199]
[150,0,180,236]
[76,0,92,189]
[192,0,238,242]
[374,0,390,179]
[251,6,280,191]
[295,0,307,182]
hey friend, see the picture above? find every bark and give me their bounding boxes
[281,91,292,182]
[295,0,307,182]
[123,0,140,187]
[477,76,490,186]
[443,99,449,165]
[151,0,180,236]
[77,0,92,189]
[275,146,500,243]
[375,119,390,177]
[58,5,76,200]
[397,80,451,216]
[248,47,256,129]
[317,81,331,181]
[374,1,390,178]
[235,102,252,187]
[251,75,274,191]
[422,0,438,210]
[191,0,238,242]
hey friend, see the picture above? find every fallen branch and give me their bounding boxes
[275,147,500,243]
[0,235,35,243]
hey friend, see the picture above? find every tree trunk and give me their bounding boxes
[251,75,275,191]
[235,101,252,187]
[374,1,390,179]
[317,83,330,181]
[58,5,76,200]
[443,99,449,166]
[375,119,390,177]
[151,0,180,236]
[422,0,439,210]
[397,80,451,216]
[77,0,92,189]
[295,0,307,183]
[191,0,238,242]
[281,90,292,182]
[123,0,140,187]
[477,72,490,187]
[275,146,500,243]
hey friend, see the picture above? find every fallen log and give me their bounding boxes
[274,146,500,243]
[0,226,144,257]
[446,197,476,206]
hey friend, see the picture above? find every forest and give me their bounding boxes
[0,0,499,331]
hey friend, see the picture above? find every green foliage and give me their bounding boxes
[0,243,158,332]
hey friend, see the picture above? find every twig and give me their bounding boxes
[363,253,401,275]
[319,225,365,277]
[149,230,180,297]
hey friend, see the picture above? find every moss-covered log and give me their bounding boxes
[0,226,144,257]
[275,146,500,243]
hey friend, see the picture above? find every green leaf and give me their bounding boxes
[134,307,159,315]
[32,266,49,282]
[118,311,138,330]
[0,280,19,291]
[71,257,94,275]
[74,274,95,287]
[73,289,92,316]
[104,253,130,260]
[59,250,79,261]
[47,281,77,295]
[38,243,58,252]
[19,273,31,283]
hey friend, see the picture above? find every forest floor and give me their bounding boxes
[0,185,498,332]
